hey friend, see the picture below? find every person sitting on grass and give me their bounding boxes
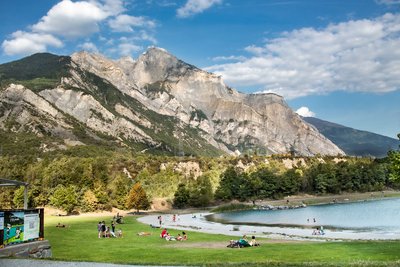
[109,227,116,238]
[176,233,183,241]
[56,222,66,228]
[249,236,260,246]
[105,226,111,238]
[182,231,187,240]
[238,235,251,247]
[227,235,251,248]
[117,229,123,238]
[160,228,168,238]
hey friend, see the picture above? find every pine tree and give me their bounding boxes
[125,182,150,213]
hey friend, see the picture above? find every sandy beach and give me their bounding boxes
[137,212,400,241]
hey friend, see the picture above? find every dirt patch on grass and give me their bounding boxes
[165,241,228,248]
[164,239,304,249]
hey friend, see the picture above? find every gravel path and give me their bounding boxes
[0,259,184,267]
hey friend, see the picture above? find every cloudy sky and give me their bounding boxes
[0,0,399,138]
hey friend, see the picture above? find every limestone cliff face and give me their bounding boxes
[0,84,74,140]
[0,84,156,148]
[0,49,343,156]
[71,47,344,156]
[39,87,155,144]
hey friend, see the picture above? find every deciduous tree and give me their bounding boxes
[126,182,150,212]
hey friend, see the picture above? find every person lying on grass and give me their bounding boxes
[227,235,251,248]
[165,233,176,241]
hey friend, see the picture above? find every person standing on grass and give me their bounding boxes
[101,221,106,238]
[111,221,116,233]
[97,221,102,238]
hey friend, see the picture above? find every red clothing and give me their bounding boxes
[161,229,167,238]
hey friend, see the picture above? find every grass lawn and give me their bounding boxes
[44,215,400,267]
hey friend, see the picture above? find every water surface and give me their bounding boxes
[207,198,400,233]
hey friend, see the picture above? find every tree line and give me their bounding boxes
[1,135,399,213]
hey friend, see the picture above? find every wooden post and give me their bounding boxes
[24,185,28,210]
[39,208,44,239]
[0,229,3,248]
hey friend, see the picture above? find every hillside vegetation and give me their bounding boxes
[0,131,398,213]
[0,53,70,91]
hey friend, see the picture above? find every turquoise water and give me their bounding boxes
[207,198,400,232]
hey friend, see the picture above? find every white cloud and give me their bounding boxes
[108,14,156,32]
[1,31,62,56]
[32,0,108,38]
[177,0,222,18]
[212,55,247,62]
[135,30,157,44]
[78,42,99,53]
[296,107,316,117]
[206,13,400,99]
[118,43,142,56]
[244,45,265,56]
[1,0,156,57]
[101,0,126,16]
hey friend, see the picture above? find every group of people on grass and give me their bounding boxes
[97,219,123,238]
[227,235,260,248]
[160,228,187,241]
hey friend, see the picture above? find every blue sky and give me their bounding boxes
[0,0,399,138]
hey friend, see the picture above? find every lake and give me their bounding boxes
[207,198,400,233]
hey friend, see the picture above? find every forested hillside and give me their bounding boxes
[0,131,397,213]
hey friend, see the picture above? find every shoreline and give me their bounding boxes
[252,190,400,208]
[137,211,400,241]
[137,193,400,241]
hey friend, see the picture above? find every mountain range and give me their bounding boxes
[0,47,395,157]
[303,117,399,158]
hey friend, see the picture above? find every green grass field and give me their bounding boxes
[44,215,400,267]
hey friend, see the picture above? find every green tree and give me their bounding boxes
[173,183,190,208]
[50,185,78,214]
[81,189,98,212]
[388,133,400,183]
[109,173,132,209]
[188,175,213,207]
[126,182,151,212]
[254,168,279,199]
[13,187,34,208]
[280,169,301,196]
[215,167,241,200]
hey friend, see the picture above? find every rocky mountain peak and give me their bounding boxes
[0,48,346,156]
